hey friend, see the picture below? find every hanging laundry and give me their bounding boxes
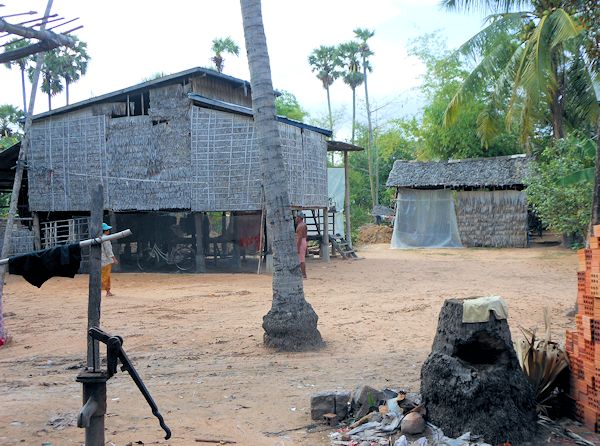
[8,243,82,287]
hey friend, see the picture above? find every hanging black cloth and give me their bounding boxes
[8,243,82,288]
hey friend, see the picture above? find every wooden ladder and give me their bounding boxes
[331,235,357,259]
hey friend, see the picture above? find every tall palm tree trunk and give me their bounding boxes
[47,91,52,111]
[351,87,356,144]
[240,0,322,351]
[326,86,333,131]
[66,79,70,105]
[20,68,27,112]
[362,61,377,208]
[326,86,334,163]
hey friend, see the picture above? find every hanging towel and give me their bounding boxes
[462,296,508,323]
[9,243,82,288]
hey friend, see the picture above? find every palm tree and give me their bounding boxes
[354,28,378,208]
[211,37,240,73]
[442,0,598,150]
[308,45,341,132]
[338,41,364,145]
[239,0,323,351]
[3,39,32,113]
[55,36,90,105]
[29,48,63,110]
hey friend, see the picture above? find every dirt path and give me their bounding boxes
[0,244,581,445]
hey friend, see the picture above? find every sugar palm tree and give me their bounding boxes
[239,0,323,351]
[3,38,32,112]
[354,28,378,208]
[308,45,341,132]
[29,48,63,110]
[442,0,598,150]
[55,36,90,105]
[338,41,364,145]
[211,36,240,73]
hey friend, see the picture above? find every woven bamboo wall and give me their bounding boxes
[29,115,106,211]
[28,88,327,212]
[455,190,527,248]
[190,106,327,211]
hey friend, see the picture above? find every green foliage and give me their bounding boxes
[442,2,599,147]
[338,41,364,91]
[3,38,32,71]
[54,36,90,104]
[29,48,63,109]
[408,33,521,160]
[526,133,595,239]
[308,45,342,90]
[141,72,169,82]
[275,90,308,122]
[348,121,418,241]
[0,104,23,150]
[211,36,240,73]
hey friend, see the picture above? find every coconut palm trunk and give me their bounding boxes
[363,60,377,207]
[351,86,356,144]
[240,0,322,351]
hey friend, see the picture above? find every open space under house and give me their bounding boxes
[0,67,361,272]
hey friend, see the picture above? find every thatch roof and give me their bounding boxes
[386,155,531,188]
[31,67,252,121]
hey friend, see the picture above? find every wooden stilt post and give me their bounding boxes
[344,151,352,249]
[231,212,241,269]
[32,212,41,250]
[194,212,206,273]
[321,207,330,262]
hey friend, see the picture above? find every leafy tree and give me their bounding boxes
[442,0,599,150]
[29,48,63,110]
[338,41,364,144]
[0,105,23,151]
[210,36,240,73]
[409,33,520,160]
[3,38,32,112]
[240,0,322,351]
[54,36,90,105]
[308,45,342,132]
[275,90,308,121]
[527,133,595,242]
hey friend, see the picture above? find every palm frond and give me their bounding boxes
[444,39,517,127]
[454,12,523,62]
[559,168,594,185]
[547,8,583,50]
[440,0,532,14]
[476,104,501,147]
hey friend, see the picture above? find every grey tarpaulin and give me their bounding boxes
[391,188,462,248]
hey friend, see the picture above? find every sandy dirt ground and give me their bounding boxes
[0,244,590,446]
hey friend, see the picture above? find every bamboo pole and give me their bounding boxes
[0,0,54,343]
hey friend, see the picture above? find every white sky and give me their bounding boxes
[0,0,487,139]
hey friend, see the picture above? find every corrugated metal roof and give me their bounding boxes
[385,154,531,188]
[188,93,333,137]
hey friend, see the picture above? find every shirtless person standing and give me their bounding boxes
[295,212,308,279]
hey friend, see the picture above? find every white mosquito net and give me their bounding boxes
[391,188,462,248]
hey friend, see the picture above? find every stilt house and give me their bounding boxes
[20,67,336,271]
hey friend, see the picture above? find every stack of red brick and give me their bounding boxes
[566,229,600,432]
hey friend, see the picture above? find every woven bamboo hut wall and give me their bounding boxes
[386,155,531,248]
[27,69,328,213]
[455,190,528,248]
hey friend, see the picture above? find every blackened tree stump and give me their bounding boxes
[420,299,537,444]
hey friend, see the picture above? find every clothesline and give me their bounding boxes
[0,229,132,265]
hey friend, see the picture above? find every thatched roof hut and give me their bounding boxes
[386,154,530,189]
[386,155,532,248]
